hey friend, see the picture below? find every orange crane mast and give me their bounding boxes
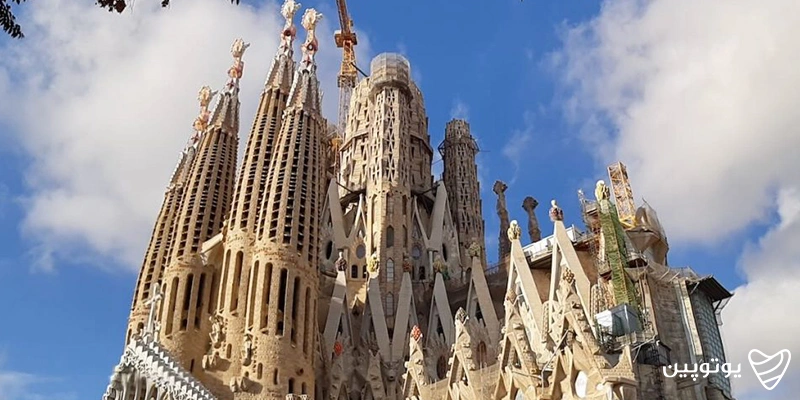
[334,0,358,137]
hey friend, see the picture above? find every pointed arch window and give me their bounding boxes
[386,293,394,316]
[386,259,394,282]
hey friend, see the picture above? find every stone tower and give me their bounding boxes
[522,196,542,242]
[126,104,203,345]
[246,8,326,398]
[158,41,243,372]
[440,119,485,269]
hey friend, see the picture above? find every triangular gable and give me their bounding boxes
[365,274,392,360]
[391,271,416,362]
[323,271,354,362]
[426,272,455,346]
[464,253,500,345]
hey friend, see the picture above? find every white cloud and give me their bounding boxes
[0,0,370,271]
[0,353,74,400]
[553,0,800,397]
[552,0,800,245]
[501,111,534,185]
[450,99,469,120]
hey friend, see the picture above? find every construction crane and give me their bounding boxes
[607,161,637,229]
[334,0,358,137]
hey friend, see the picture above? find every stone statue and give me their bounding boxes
[595,180,610,201]
[366,253,379,275]
[242,331,253,365]
[493,180,511,261]
[279,0,301,55]
[507,220,522,241]
[209,314,225,348]
[522,196,542,242]
[455,307,468,324]
[335,250,347,271]
[227,38,250,87]
[143,285,163,341]
[300,8,323,67]
[433,256,449,281]
[468,239,482,258]
[549,199,564,222]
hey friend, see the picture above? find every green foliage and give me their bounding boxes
[2,0,243,39]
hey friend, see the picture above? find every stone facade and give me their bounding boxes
[105,2,736,399]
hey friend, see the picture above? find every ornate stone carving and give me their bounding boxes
[507,220,522,241]
[229,375,250,393]
[411,325,423,341]
[202,351,220,371]
[335,250,347,271]
[549,199,564,222]
[562,267,575,285]
[522,196,542,242]
[433,256,449,280]
[493,180,511,260]
[467,240,482,258]
[279,0,301,56]
[209,314,225,348]
[242,331,254,366]
[226,38,250,88]
[367,253,379,275]
[402,256,413,273]
[300,9,323,68]
[143,285,163,342]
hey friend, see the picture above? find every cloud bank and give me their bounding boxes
[553,0,800,397]
[0,0,370,272]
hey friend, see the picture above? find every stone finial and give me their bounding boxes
[505,287,517,304]
[192,86,216,136]
[595,180,610,201]
[402,256,413,273]
[433,256,449,280]
[279,0,301,55]
[522,196,542,242]
[333,340,344,356]
[227,38,250,88]
[507,220,522,241]
[562,267,575,285]
[549,199,564,222]
[300,9,323,68]
[493,180,508,196]
[411,325,423,341]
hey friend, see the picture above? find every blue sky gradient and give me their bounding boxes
[2,0,799,398]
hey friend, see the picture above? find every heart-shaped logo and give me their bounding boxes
[748,349,791,391]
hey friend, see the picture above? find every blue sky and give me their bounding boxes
[1,0,799,398]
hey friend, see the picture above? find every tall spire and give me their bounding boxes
[157,38,243,369]
[228,1,300,234]
[125,85,218,346]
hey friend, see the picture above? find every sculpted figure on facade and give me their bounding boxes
[367,253,379,275]
[242,331,254,365]
[336,250,347,271]
[595,179,611,201]
[468,239,482,258]
[507,220,522,241]
[209,314,225,348]
[549,199,564,222]
[433,255,449,280]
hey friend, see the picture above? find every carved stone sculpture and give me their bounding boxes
[595,180,610,201]
[300,9,323,67]
[279,0,301,55]
[242,331,254,365]
[507,220,522,241]
[335,250,347,271]
[549,199,564,222]
[468,239,482,258]
[522,196,542,242]
[433,256,449,280]
[402,256,413,273]
[226,38,250,88]
[493,180,511,261]
[367,253,379,275]
[209,314,225,348]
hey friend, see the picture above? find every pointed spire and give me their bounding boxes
[211,38,248,133]
[225,38,250,91]
[286,8,323,112]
